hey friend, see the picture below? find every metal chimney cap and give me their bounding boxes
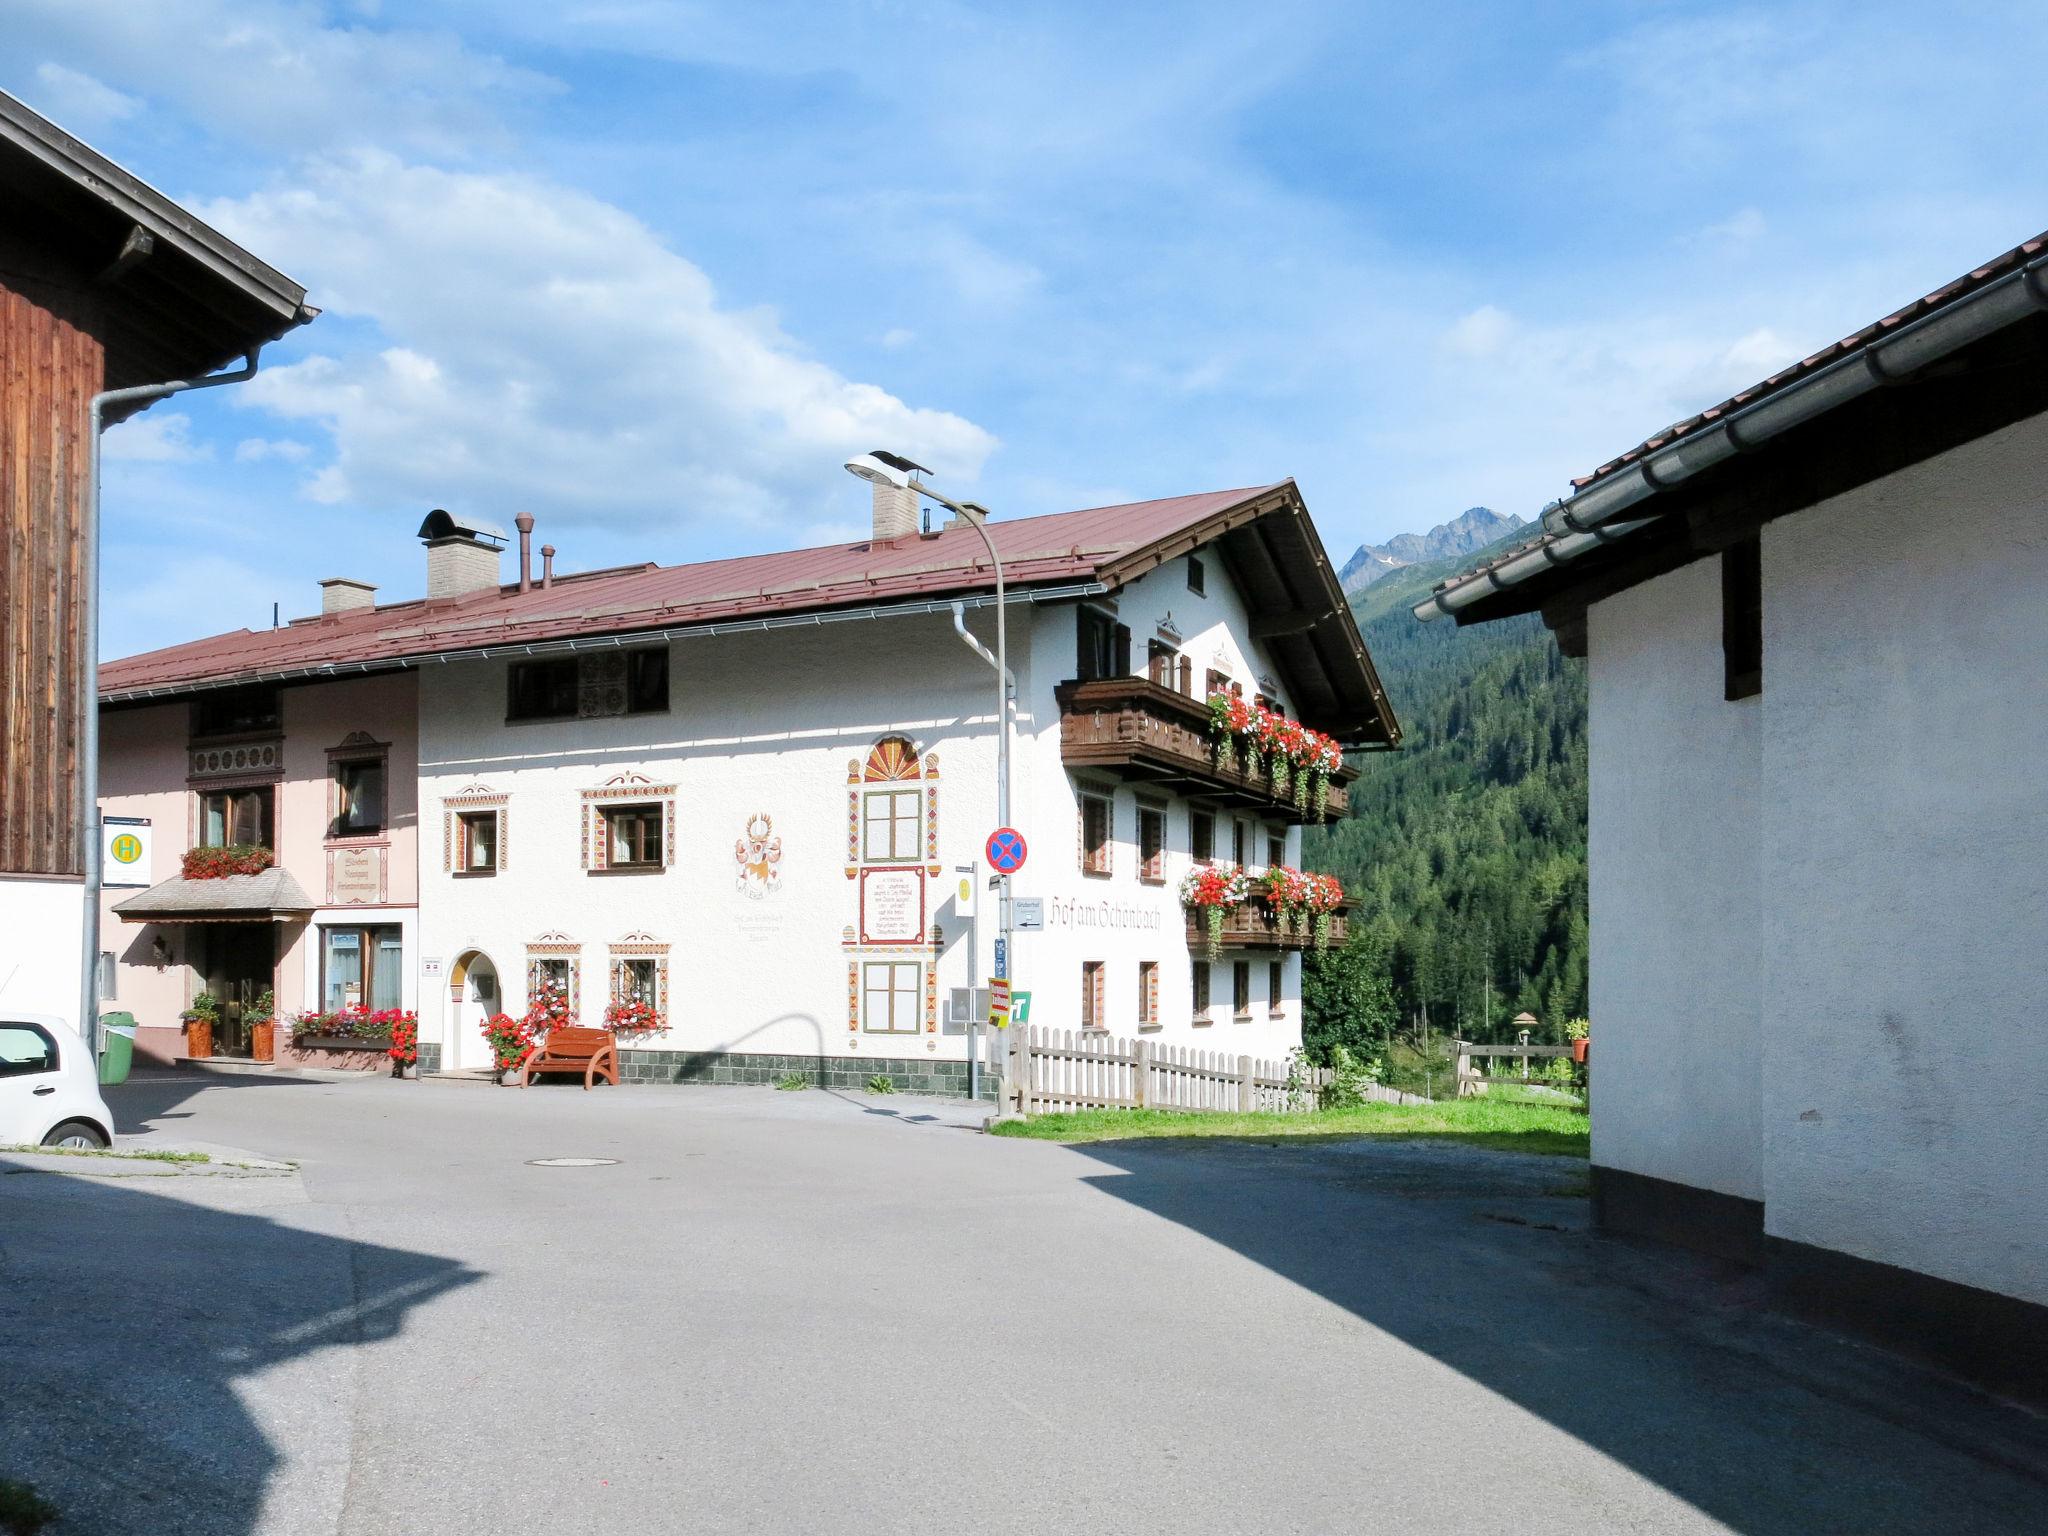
[417,508,508,546]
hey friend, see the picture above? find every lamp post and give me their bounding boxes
[844,453,1014,1082]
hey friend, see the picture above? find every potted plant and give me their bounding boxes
[480,1011,536,1084]
[1180,862,1251,959]
[602,998,665,1037]
[181,993,218,1059]
[388,1014,419,1078]
[248,989,277,1062]
[1566,1017,1591,1065]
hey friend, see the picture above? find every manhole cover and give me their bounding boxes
[526,1157,619,1168]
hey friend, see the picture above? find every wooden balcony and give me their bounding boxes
[1056,677,1353,823]
[1186,903,1349,952]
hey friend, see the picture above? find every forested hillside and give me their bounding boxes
[1305,536,1588,1044]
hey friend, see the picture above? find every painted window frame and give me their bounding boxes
[1232,961,1252,1020]
[1137,803,1166,884]
[1081,960,1106,1030]
[1079,792,1113,878]
[580,774,677,872]
[1138,960,1159,1030]
[442,786,508,875]
[861,960,922,1034]
[1191,962,1211,1024]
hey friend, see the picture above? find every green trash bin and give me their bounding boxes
[98,1012,136,1087]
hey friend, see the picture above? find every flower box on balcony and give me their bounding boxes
[1183,903,1348,952]
[1055,677,1353,823]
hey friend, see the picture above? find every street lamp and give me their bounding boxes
[844,452,1015,1076]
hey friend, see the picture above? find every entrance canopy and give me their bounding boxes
[112,867,315,924]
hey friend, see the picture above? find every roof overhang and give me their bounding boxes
[1418,231,2048,635]
[112,868,316,924]
[1097,481,1401,749]
[0,89,310,395]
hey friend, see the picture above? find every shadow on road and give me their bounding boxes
[0,1154,479,1536]
[1063,1137,2048,1535]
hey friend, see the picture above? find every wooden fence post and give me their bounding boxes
[1002,1024,1027,1116]
[1453,1040,1470,1099]
[1237,1054,1254,1113]
[1132,1038,1149,1109]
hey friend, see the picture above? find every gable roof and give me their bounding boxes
[0,89,310,393]
[1418,225,2048,625]
[102,481,1401,748]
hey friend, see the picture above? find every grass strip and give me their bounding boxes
[1,1145,209,1163]
[989,1098,1589,1156]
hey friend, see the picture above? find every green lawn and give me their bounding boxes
[989,1098,1589,1157]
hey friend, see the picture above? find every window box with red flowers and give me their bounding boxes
[602,999,665,1037]
[181,843,275,880]
[290,1004,415,1053]
[1206,694,1345,819]
[1180,862,1252,960]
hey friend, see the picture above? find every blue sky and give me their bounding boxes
[8,1,2048,659]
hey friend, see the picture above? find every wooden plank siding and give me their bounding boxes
[0,266,101,877]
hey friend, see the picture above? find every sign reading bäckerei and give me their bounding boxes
[1045,897,1163,932]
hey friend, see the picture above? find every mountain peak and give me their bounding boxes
[1338,506,1525,592]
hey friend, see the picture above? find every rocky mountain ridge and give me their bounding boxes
[1337,506,1525,592]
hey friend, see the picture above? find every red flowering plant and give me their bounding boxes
[181,843,274,880]
[524,976,575,1035]
[602,998,665,1036]
[1205,692,1255,774]
[290,1004,416,1046]
[1303,871,1347,953]
[1180,861,1252,959]
[387,1015,418,1070]
[480,1012,536,1073]
[1204,695,1345,819]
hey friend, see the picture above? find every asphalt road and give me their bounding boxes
[3,1071,2044,1535]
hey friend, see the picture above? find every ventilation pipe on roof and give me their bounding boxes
[515,512,535,593]
[541,545,555,589]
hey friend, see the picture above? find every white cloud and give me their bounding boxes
[1444,305,1515,358]
[10,0,558,156]
[880,328,916,350]
[207,154,997,533]
[30,61,141,128]
[233,436,311,464]
[101,410,211,463]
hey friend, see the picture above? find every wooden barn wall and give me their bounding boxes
[0,263,102,878]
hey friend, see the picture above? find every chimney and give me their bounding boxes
[319,578,376,615]
[871,481,919,542]
[415,509,507,599]
[541,545,555,589]
[515,512,535,593]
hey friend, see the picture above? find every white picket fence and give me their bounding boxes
[1000,1025,1423,1116]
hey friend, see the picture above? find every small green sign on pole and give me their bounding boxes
[1012,991,1031,1025]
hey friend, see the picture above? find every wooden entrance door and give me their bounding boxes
[206,927,274,1058]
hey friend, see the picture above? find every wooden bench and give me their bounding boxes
[520,1028,619,1089]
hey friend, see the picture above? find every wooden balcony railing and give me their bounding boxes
[1185,903,1349,952]
[1056,677,1352,823]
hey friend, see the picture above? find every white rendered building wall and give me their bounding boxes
[1586,555,1763,1202]
[1757,412,2048,1305]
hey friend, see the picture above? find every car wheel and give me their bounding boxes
[42,1120,109,1151]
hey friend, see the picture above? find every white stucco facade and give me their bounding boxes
[1585,410,2048,1306]
[416,553,1314,1078]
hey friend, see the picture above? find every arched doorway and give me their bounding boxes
[447,950,501,1070]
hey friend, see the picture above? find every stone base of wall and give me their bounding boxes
[616,1048,998,1101]
[418,1041,442,1074]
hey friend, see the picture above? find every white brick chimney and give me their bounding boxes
[416,508,507,599]
[871,481,919,542]
[319,578,376,614]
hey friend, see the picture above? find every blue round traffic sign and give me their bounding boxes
[985,827,1028,874]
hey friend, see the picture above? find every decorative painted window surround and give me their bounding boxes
[525,931,582,1017]
[609,932,670,1013]
[442,783,509,874]
[581,772,677,872]
[844,736,941,1041]
[326,731,389,842]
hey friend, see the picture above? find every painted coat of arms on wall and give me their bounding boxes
[735,812,783,898]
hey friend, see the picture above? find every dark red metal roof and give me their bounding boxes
[101,486,1279,697]
[1574,226,2048,490]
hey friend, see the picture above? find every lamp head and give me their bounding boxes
[844,452,911,489]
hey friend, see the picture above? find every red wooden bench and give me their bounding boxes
[520,1028,619,1089]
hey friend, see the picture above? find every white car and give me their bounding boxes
[0,1014,115,1149]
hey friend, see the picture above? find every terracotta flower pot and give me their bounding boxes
[250,1021,276,1062]
[1571,1038,1590,1065]
[186,1019,214,1059]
